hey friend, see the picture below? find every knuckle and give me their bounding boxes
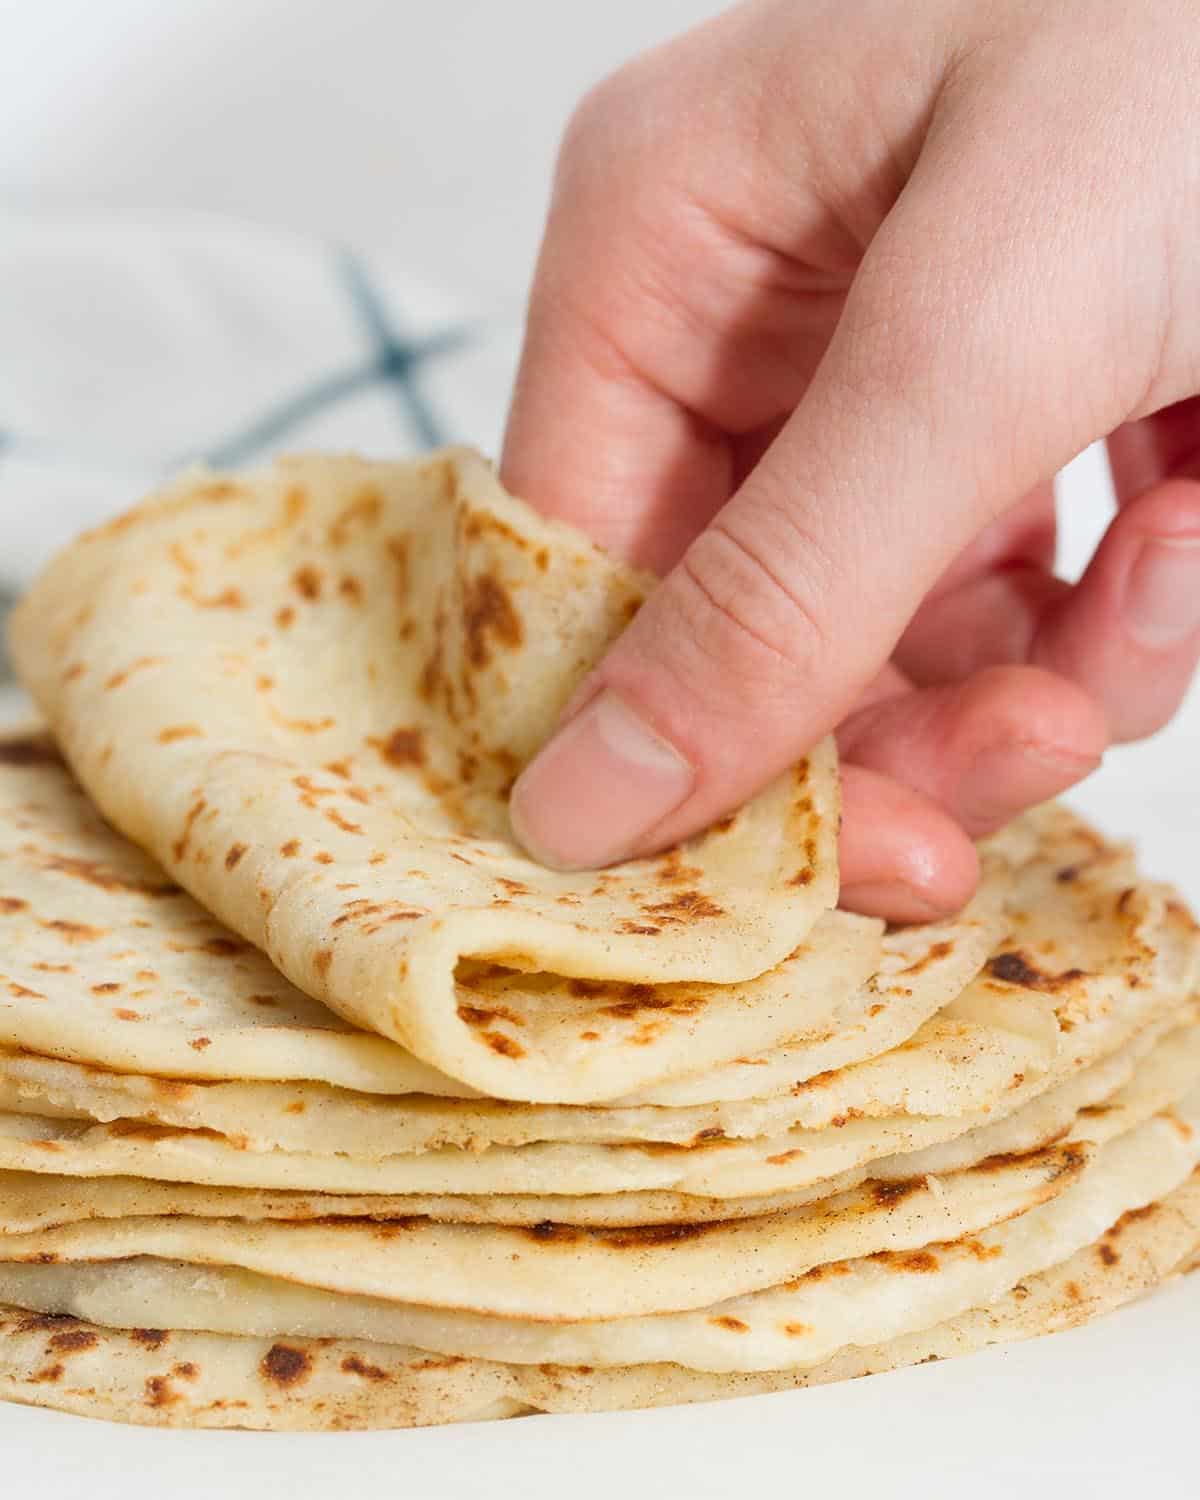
[661,522,829,705]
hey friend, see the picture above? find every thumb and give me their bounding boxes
[510,145,1123,868]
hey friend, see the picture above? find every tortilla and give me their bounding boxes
[0,1166,1196,1429]
[8,452,845,1101]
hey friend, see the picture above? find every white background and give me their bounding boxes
[1,3,1198,1494]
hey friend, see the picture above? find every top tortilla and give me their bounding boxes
[8,451,839,1102]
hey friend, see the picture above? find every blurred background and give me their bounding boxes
[0,0,1193,890]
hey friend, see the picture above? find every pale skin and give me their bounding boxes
[503,0,1200,921]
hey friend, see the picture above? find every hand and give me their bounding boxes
[503,0,1200,920]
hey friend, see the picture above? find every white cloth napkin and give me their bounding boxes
[0,211,522,681]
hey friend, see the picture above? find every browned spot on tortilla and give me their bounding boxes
[62,662,86,683]
[457,1002,525,1029]
[280,839,301,858]
[0,897,28,914]
[484,1031,526,1059]
[986,950,1086,992]
[292,565,323,601]
[144,1375,181,1408]
[789,868,814,887]
[766,1149,804,1165]
[259,1341,326,1386]
[189,1036,212,1051]
[877,1250,939,1273]
[328,490,383,547]
[642,889,725,922]
[314,948,333,978]
[48,1328,98,1354]
[338,575,364,605]
[370,727,426,768]
[275,604,297,630]
[618,921,662,936]
[131,1329,169,1351]
[224,843,248,871]
[40,855,178,898]
[580,1030,600,1041]
[113,1008,141,1021]
[270,706,336,734]
[901,940,954,977]
[184,585,245,610]
[463,572,523,669]
[314,851,334,865]
[16,1313,79,1334]
[8,982,45,999]
[324,809,364,836]
[172,796,208,863]
[158,725,204,745]
[173,1362,199,1381]
[871,1177,925,1208]
[90,981,121,995]
[708,1316,750,1333]
[105,656,165,691]
[0,736,63,767]
[1098,1242,1120,1267]
[39,918,107,943]
[782,1322,812,1337]
[341,1354,389,1382]
[284,1101,306,1115]
[31,1363,65,1384]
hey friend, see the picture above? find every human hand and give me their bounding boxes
[504,0,1200,920]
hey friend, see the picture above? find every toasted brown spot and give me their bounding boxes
[8,982,45,1000]
[144,1375,181,1408]
[292,565,323,601]
[871,1177,925,1208]
[370,727,426,768]
[90,982,121,995]
[338,575,364,605]
[158,725,204,744]
[189,1036,212,1052]
[618,921,663,936]
[901,941,954,977]
[0,897,28,914]
[708,1316,749,1333]
[131,1328,168,1350]
[31,1363,65,1384]
[105,656,165,691]
[484,1031,526,1059]
[172,796,208,863]
[185,586,245,610]
[789,868,814,887]
[275,605,297,630]
[113,1008,141,1021]
[17,1313,80,1334]
[328,491,383,547]
[224,843,248,870]
[340,1354,388,1383]
[324,809,364,836]
[314,851,334,865]
[259,1343,315,1387]
[314,948,333,978]
[39,919,107,944]
[280,839,301,858]
[642,889,726,922]
[1098,1242,1120,1267]
[48,1328,98,1355]
[463,572,524,669]
[782,1322,812,1337]
[987,950,1086,992]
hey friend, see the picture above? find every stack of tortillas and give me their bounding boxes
[0,449,1196,1430]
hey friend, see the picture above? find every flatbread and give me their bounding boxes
[8,452,845,1101]
[5,1007,1194,1233]
[1,1169,1196,1429]
[0,1143,1084,1323]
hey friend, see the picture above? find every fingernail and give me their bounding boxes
[957,742,1101,832]
[838,882,948,924]
[1125,535,1200,648]
[510,689,696,869]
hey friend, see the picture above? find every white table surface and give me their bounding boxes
[3,4,1199,1493]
